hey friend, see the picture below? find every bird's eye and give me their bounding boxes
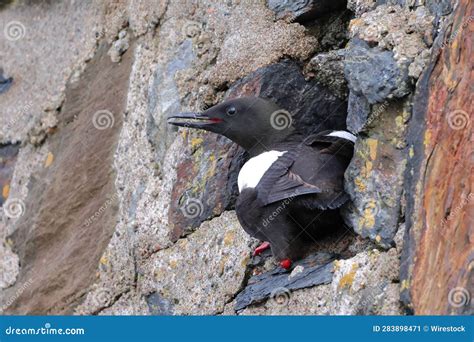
[226,106,236,116]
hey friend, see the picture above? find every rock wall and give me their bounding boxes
[0,0,471,315]
[401,0,473,315]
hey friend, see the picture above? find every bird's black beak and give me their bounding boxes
[167,112,223,129]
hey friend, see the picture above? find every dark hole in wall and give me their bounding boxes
[302,9,353,53]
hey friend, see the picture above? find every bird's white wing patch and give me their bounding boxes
[238,150,287,192]
[326,130,357,143]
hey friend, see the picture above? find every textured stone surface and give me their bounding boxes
[147,40,195,168]
[347,0,378,16]
[304,50,348,99]
[0,1,100,143]
[3,43,133,314]
[401,0,473,314]
[107,29,130,63]
[344,39,411,104]
[145,292,174,315]
[308,10,352,53]
[424,0,452,16]
[345,92,371,133]
[139,211,253,315]
[98,291,150,316]
[345,4,435,134]
[378,0,453,17]
[205,2,318,87]
[349,5,434,65]
[341,2,436,248]
[168,132,244,241]
[0,236,19,292]
[340,4,434,133]
[343,100,409,247]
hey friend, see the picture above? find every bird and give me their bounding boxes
[167,96,355,270]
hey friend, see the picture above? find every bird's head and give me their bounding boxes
[167,96,295,154]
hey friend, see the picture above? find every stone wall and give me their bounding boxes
[0,0,471,315]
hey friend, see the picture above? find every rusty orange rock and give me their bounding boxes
[402,0,473,315]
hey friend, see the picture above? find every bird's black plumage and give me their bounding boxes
[168,96,355,268]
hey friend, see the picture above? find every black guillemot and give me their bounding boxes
[168,96,355,270]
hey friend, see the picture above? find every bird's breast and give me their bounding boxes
[237,150,287,192]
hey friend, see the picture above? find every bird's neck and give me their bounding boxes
[243,129,301,157]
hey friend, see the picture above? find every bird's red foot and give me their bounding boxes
[253,241,270,256]
[280,259,292,270]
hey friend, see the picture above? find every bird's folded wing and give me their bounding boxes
[256,149,323,206]
[256,131,355,208]
[303,130,355,159]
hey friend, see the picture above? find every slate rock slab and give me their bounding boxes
[235,252,335,311]
[344,39,411,105]
[0,143,20,206]
[346,91,371,134]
